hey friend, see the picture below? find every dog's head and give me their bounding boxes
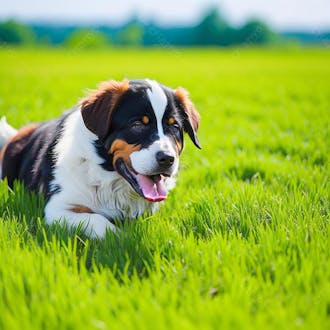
[80,79,201,202]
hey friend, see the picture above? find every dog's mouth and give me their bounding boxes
[115,158,169,202]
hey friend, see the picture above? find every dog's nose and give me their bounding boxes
[156,151,174,168]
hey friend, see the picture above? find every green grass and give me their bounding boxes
[0,47,329,329]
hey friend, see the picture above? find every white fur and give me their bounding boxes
[0,117,17,149]
[146,79,167,138]
[44,109,175,239]
[130,136,178,176]
[0,117,17,178]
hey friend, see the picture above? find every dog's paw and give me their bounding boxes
[87,214,117,239]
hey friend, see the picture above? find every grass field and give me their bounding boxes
[0,47,329,329]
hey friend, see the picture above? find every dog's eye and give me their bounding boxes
[130,117,150,130]
[130,121,143,129]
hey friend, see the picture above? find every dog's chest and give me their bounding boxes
[91,182,157,220]
[77,161,158,220]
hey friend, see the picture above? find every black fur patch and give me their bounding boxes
[1,110,72,201]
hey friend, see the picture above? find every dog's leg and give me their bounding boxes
[44,207,116,238]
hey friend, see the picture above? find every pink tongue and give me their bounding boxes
[136,174,167,202]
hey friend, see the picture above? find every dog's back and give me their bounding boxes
[0,114,69,198]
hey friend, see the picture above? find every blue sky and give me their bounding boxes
[1,0,330,31]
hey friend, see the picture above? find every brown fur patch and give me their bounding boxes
[175,87,200,132]
[175,140,183,154]
[142,115,150,125]
[80,79,129,110]
[1,124,39,159]
[0,123,39,185]
[9,124,39,144]
[109,139,141,166]
[69,204,94,214]
[80,79,130,139]
[168,116,175,125]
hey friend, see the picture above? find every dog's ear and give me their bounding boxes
[80,79,129,140]
[175,87,201,149]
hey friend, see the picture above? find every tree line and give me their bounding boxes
[0,8,326,48]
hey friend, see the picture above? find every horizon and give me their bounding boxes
[0,0,330,32]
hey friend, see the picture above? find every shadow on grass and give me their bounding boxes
[227,165,266,182]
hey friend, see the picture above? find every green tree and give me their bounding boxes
[238,20,276,45]
[65,29,109,49]
[116,21,144,46]
[0,20,36,45]
[194,7,230,46]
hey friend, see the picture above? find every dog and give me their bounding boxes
[0,79,201,238]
